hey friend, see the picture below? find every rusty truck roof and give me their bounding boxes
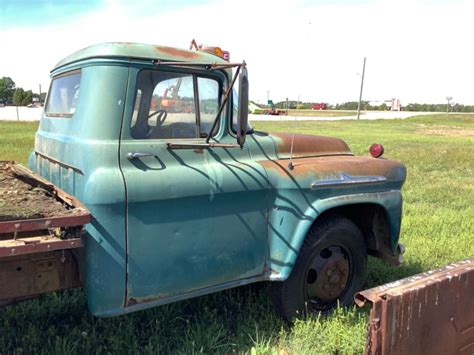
[53,42,227,71]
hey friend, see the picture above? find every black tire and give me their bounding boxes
[271,215,367,321]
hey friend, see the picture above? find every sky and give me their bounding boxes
[0,0,473,105]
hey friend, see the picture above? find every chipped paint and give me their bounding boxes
[52,42,225,72]
[257,155,406,182]
[270,132,352,159]
[156,45,201,59]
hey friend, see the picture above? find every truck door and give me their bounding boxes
[119,68,268,305]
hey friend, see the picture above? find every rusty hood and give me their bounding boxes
[269,132,352,159]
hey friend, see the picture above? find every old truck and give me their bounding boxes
[0,42,406,321]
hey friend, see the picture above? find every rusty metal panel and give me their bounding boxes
[0,250,81,304]
[355,258,474,355]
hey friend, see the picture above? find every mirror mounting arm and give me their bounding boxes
[205,63,244,144]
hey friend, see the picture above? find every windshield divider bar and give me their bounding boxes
[193,75,201,137]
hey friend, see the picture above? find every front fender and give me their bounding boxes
[257,155,406,282]
[265,189,402,281]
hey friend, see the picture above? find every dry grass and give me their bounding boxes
[415,124,474,137]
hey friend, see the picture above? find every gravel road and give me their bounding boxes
[0,106,437,122]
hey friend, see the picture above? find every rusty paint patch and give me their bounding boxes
[258,155,406,181]
[355,258,474,355]
[156,46,201,59]
[126,292,172,307]
[270,132,352,158]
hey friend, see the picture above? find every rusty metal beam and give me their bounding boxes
[0,235,82,258]
[0,215,90,234]
[355,258,474,355]
[0,250,81,304]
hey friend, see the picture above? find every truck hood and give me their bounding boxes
[269,132,352,159]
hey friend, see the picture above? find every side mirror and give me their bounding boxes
[237,65,249,148]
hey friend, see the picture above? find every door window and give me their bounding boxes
[131,70,221,140]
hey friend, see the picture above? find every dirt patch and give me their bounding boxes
[416,124,474,137]
[0,167,75,221]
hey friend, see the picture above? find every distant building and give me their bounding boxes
[391,98,401,111]
[369,98,402,111]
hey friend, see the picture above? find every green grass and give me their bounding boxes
[1,114,473,353]
[0,121,38,164]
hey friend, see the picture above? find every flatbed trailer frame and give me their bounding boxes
[0,161,90,304]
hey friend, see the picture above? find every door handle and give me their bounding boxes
[127,152,158,160]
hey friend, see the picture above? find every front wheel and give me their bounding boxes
[271,216,367,321]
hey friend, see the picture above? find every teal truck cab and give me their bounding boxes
[26,42,405,320]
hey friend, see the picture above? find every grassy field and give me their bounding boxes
[0,115,473,354]
[284,110,356,117]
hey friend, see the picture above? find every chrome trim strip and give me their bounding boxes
[310,172,386,189]
[35,151,84,175]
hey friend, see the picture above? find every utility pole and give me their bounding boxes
[357,57,366,120]
[267,90,270,105]
[39,84,42,105]
[446,96,452,115]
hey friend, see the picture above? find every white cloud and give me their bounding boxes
[1,0,473,104]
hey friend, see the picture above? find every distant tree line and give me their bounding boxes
[271,100,473,112]
[272,100,388,110]
[403,103,474,112]
[0,77,46,106]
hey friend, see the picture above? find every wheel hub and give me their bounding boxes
[306,247,350,304]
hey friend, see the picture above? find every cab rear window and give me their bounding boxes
[45,71,81,117]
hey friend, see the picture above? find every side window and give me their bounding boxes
[131,70,221,140]
[45,71,81,117]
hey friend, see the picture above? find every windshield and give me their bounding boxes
[131,70,221,140]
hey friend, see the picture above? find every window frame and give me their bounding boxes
[44,69,82,118]
[130,67,225,141]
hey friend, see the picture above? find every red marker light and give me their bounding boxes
[369,143,384,158]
